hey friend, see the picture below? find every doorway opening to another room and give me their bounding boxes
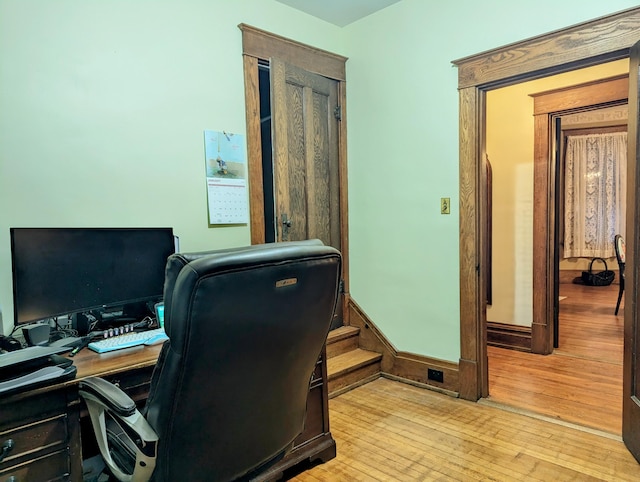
[453,7,640,461]
[484,66,628,435]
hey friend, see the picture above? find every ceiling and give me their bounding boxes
[274,0,401,27]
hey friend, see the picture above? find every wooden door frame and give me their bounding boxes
[453,7,640,401]
[624,40,640,460]
[238,24,351,313]
[530,75,629,354]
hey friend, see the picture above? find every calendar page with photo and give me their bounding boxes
[203,130,249,224]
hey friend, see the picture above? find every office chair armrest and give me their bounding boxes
[80,376,137,417]
[80,376,158,482]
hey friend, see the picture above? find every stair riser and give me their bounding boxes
[328,362,381,396]
[326,335,359,359]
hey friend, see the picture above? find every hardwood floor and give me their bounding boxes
[289,377,639,481]
[285,283,634,480]
[487,282,624,434]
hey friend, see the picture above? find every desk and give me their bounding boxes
[0,344,335,481]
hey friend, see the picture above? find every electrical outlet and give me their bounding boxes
[428,368,444,383]
[440,198,450,214]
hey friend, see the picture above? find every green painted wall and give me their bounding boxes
[0,0,345,334]
[340,0,638,360]
[1,0,638,362]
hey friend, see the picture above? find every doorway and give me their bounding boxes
[485,70,628,347]
[454,5,640,463]
[453,5,640,400]
[531,74,629,354]
[483,64,628,434]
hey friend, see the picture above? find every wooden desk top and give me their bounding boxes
[71,343,162,381]
[2,344,163,404]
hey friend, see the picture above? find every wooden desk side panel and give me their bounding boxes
[1,343,333,481]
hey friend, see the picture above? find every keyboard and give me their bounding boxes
[88,328,168,353]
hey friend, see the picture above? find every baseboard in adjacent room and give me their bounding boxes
[487,321,532,352]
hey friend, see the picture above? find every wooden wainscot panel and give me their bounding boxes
[389,354,459,396]
[347,299,395,373]
[347,299,459,395]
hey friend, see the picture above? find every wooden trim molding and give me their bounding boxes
[239,24,347,81]
[457,86,486,400]
[242,54,266,245]
[453,8,640,89]
[622,39,640,455]
[452,7,640,401]
[338,83,350,300]
[531,113,553,354]
[347,299,459,395]
[531,75,629,115]
[487,322,532,352]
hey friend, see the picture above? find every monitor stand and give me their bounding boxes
[93,301,154,332]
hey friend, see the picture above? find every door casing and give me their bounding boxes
[530,76,629,354]
[452,7,640,401]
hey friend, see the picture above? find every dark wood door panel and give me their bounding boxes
[271,58,340,250]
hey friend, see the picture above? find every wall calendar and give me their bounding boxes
[203,130,249,225]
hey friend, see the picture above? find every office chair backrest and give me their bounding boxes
[615,234,626,266]
[144,241,341,481]
[161,239,325,325]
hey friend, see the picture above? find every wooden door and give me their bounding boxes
[624,40,640,463]
[552,117,562,349]
[269,58,341,250]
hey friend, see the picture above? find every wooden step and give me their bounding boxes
[326,325,360,359]
[327,348,382,398]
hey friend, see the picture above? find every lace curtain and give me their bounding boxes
[564,132,627,258]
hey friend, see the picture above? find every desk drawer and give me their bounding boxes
[0,414,68,468]
[0,448,69,482]
[0,390,69,429]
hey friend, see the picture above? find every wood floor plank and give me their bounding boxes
[488,282,623,434]
[289,283,631,480]
[288,378,638,481]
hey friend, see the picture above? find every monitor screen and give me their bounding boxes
[10,227,176,326]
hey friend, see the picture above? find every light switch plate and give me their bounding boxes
[441,197,450,214]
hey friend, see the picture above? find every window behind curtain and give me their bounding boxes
[564,132,627,258]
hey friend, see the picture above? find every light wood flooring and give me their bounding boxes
[288,283,632,480]
[289,377,639,481]
[487,282,624,435]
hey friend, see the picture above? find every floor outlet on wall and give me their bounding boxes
[428,368,444,383]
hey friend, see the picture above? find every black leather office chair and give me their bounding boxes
[614,234,626,316]
[79,241,341,481]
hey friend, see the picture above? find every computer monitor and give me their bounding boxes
[10,227,176,328]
